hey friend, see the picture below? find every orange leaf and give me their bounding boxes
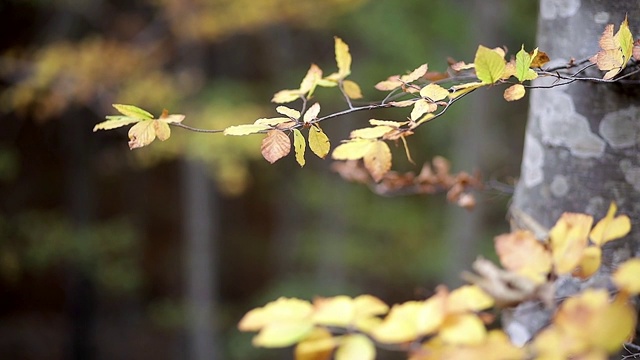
[261,129,291,164]
[503,84,526,101]
[494,230,551,284]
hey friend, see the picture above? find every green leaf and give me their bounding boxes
[93,116,141,131]
[112,104,154,120]
[224,124,271,136]
[293,129,306,167]
[515,46,538,82]
[474,45,506,84]
[617,16,633,66]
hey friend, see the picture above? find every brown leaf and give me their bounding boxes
[261,129,291,164]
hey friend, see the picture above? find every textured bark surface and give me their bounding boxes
[508,0,640,345]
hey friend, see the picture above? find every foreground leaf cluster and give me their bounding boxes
[239,203,638,360]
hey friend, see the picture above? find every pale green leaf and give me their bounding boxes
[113,104,154,120]
[475,45,506,84]
[515,46,538,82]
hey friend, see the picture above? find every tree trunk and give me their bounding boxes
[509,0,640,344]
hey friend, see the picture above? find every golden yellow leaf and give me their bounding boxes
[372,295,446,344]
[410,99,437,121]
[308,125,330,159]
[312,295,354,328]
[342,80,363,99]
[239,297,313,331]
[530,50,550,68]
[439,314,487,346]
[293,129,306,167]
[503,84,526,101]
[494,230,552,284]
[532,326,575,360]
[363,141,392,182]
[295,327,335,360]
[303,103,321,123]
[335,334,375,360]
[590,202,631,246]
[420,83,449,101]
[613,258,640,295]
[261,129,291,164]
[572,246,601,279]
[549,213,592,275]
[401,64,429,83]
[128,120,157,149]
[447,285,494,313]
[474,45,506,84]
[351,294,389,332]
[335,36,351,79]
[332,139,374,160]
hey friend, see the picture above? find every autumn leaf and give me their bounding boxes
[112,104,154,119]
[224,123,271,136]
[591,16,634,80]
[332,139,374,160]
[303,103,321,124]
[308,125,330,159]
[335,334,375,360]
[363,141,392,182]
[410,99,437,121]
[613,258,640,295]
[261,129,291,163]
[294,328,336,360]
[515,45,539,82]
[589,202,631,246]
[374,64,428,91]
[325,36,351,81]
[276,105,301,119]
[272,64,323,103]
[94,104,165,132]
[549,213,592,274]
[494,230,552,284]
[530,50,550,68]
[474,45,506,84]
[439,314,487,346]
[312,295,388,333]
[573,246,601,279]
[342,80,363,99]
[420,83,449,101]
[446,285,494,313]
[448,82,484,99]
[503,84,526,101]
[350,126,394,139]
[293,129,306,167]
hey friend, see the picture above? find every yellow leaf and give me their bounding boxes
[410,99,437,121]
[549,213,592,275]
[332,139,374,160]
[474,45,506,84]
[342,80,363,99]
[261,129,291,164]
[613,258,640,295]
[93,116,141,131]
[352,294,389,332]
[590,202,631,246]
[369,119,408,127]
[494,230,552,284]
[335,334,375,360]
[363,141,392,182]
[401,64,429,83]
[299,63,323,96]
[239,297,313,331]
[503,84,526,101]
[295,327,335,360]
[254,117,293,126]
[224,123,271,136]
[572,246,601,279]
[447,285,494,313]
[303,103,321,123]
[293,129,306,167]
[253,322,314,348]
[308,125,330,159]
[439,314,487,346]
[350,126,394,139]
[372,293,446,344]
[128,120,157,149]
[276,106,301,119]
[272,89,303,104]
[388,100,416,108]
[312,296,354,327]
[419,83,449,101]
[159,111,185,124]
[153,119,171,141]
[335,36,352,79]
[448,81,484,99]
[374,64,428,91]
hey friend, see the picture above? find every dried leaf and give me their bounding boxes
[530,50,550,68]
[261,129,291,164]
[303,103,321,124]
[494,230,551,284]
[503,84,526,101]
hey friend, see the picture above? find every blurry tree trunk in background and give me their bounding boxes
[508,0,640,344]
[444,0,505,287]
[62,111,96,360]
[181,159,219,360]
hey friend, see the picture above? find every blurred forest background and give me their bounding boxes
[0,0,537,359]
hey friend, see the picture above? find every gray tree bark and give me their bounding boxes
[509,0,640,345]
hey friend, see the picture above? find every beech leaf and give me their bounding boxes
[335,36,352,79]
[515,45,539,82]
[261,130,291,164]
[419,83,449,101]
[613,258,640,295]
[332,139,374,161]
[276,106,301,119]
[342,80,363,99]
[128,120,157,149]
[503,84,526,101]
[303,103,321,124]
[350,126,394,139]
[93,116,141,131]
[308,125,330,159]
[112,104,153,119]
[363,141,392,182]
[293,129,306,167]
[474,45,506,84]
[335,334,375,360]
[224,124,271,136]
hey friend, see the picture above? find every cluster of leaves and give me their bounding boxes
[238,203,638,359]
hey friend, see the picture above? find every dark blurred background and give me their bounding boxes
[0,0,537,359]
